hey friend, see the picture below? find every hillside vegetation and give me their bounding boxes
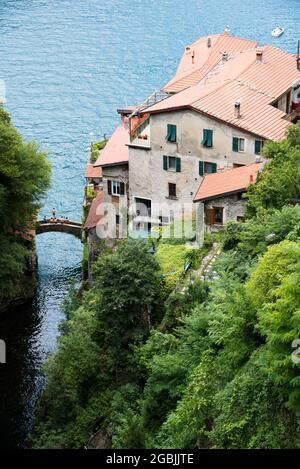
[0,106,51,309]
[34,124,300,449]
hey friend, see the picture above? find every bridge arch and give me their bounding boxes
[36,220,82,239]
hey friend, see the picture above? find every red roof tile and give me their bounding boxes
[94,124,129,167]
[84,191,105,229]
[163,33,257,93]
[144,36,300,141]
[85,164,102,178]
[194,163,264,202]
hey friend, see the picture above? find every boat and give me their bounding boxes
[271,27,284,37]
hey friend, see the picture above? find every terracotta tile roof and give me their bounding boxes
[194,162,264,202]
[84,191,105,229]
[85,164,102,178]
[94,124,129,167]
[163,33,257,93]
[144,36,300,141]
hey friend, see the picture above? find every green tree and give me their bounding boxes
[0,106,51,302]
[246,123,300,217]
[92,240,163,379]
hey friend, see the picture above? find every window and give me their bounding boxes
[237,216,245,223]
[107,180,125,196]
[163,155,181,172]
[116,214,120,225]
[168,183,177,198]
[232,137,245,152]
[255,139,264,155]
[201,129,213,148]
[112,181,120,195]
[166,124,177,142]
[199,161,217,176]
[205,207,224,225]
[135,197,151,217]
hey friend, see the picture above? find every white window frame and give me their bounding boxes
[167,156,176,171]
[238,137,245,152]
[112,180,121,196]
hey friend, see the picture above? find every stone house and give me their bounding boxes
[193,162,264,243]
[127,33,300,231]
[84,32,300,242]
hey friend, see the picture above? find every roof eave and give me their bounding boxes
[194,188,247,203]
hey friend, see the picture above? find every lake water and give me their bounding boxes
[0,0,299,449]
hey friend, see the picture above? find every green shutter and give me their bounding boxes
[201,129,208,146]
[201,129,213,147]
[163,155,168,170]
[199,161,204,176]
[120,182,125,195]
[232,137,239,152]
[166,124,177,142]
[206,130,213,147]
[107,180,112,195]
[176,157,181,173]
[255,140,261,155]
[212,163,217,173]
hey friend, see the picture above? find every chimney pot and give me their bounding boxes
[207,37,212,48]
[222,51,229,62]
[234,100,241,118]
[256,50,263,63]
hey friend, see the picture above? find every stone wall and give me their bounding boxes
[129,109,259,220]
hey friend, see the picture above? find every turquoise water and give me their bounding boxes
[0,0,299,448]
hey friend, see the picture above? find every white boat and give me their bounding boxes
[272,27,284,37]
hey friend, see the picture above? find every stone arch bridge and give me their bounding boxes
[36,219,82,239]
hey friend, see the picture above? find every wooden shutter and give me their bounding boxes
[212,163,217,173]
[171,124,177,142]
[176,157,181,172]
[163,155,168,170]
[107,179,112,195]
[205,208,215,225]
[199,161,204,176]
[206,130,213,147]
[166,124,177,142]
[255,140,261,155]
[168,183,177,197]
[201,129,207,146]
[120,182,125,195]
[232,137,239,152]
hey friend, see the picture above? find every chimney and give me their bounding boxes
[249,174,254,184]
[207,37,212,48]
[256,50,263,63]
[222,51,229,62]
[191,50,195,64]
[234,100,241,118]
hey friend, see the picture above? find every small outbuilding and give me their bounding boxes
[194,162,264,242]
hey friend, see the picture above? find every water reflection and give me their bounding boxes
[0,233,82,449]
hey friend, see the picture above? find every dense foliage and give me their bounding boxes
[34,124,300,448]
[0,106,51,303]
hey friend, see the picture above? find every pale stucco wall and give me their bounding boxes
[129,109,260,220]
